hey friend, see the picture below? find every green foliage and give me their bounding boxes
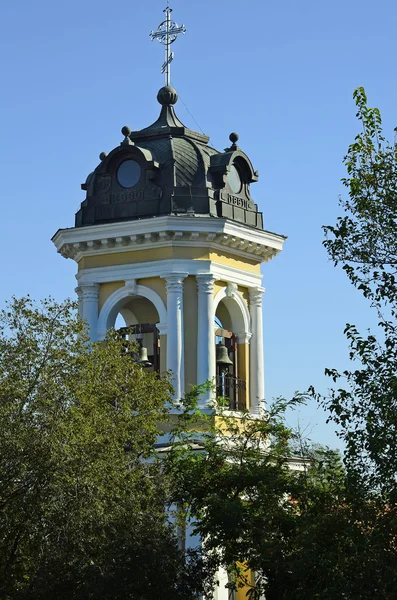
[0,296,200,600]
[166,395,397,600]
[318,89,397,501]
[295,88,397,597]
[324,86,397,309]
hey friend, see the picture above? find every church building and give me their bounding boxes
[52,6,285,417]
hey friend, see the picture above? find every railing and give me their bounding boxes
[216,374,247,411]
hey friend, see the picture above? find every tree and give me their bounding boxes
[162,89,397,600]
[0,296,202,600]
[324,87,397,309]
[318,88,397,499]
[166,395,397,600]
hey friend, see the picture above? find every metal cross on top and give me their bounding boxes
[149,3,186,87]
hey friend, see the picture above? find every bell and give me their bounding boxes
[136,345,152,368]
[216,341,233,367]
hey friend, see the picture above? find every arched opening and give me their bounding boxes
[100,289,164,373]
[214,296,249,410]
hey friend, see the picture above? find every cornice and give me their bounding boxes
[52,216,286,265]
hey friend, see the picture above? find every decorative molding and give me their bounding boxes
[77,283,100,301]
[226,282,238,298]
[124,279,137,295]
[163,273,188,294]
[249,286,265,307]
[77,259,263,290]
[196,273,215,294]
[52,216,285,265]
[234,330,252,345]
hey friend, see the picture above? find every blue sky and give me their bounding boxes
[1,0,396,449]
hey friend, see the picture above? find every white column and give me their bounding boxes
[196,274,216,407]
[249,287,265,414]
[76,283,100,342]
[163,273,187,401]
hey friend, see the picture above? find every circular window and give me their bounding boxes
[227,165,242,194]
[117,160,141,188]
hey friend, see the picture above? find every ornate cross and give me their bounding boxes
[150,3,186,87]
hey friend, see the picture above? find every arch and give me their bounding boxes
[97,283,167,340]
[119,307,138,326]
[213,285,251,342]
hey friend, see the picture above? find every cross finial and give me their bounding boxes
[149,4,186,87]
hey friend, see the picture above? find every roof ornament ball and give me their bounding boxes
[99,152,107,161]
[157,85,178,106]
[120,125,134,146]
[229,132,239,151]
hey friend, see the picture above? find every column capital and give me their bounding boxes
[196,273,215,294]
[162,272,188,293]
[249,286,265,307]
[235,331,252,345]
[76,283,100,301]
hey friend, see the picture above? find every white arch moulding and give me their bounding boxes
[213,285,252,343]
[97,283,167,340]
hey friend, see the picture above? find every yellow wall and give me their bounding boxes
[139,276,167,304]
[236,568,255,600]
[78,247,210,270]
[209,250,261,274]
[122,296,159,324]
[98,281,124,312]
[237,285,249,305]
[214,280,226,297]
[78,247,261,273]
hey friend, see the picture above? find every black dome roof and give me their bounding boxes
[76,88,263,230]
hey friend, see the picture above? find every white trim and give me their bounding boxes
[249,287,265,414]
[196,274,216,405]
[53,215,285,264]
[77,259,263,289]
[97,282,167,340]
[162,273,187,400]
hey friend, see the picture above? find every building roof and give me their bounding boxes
[75,86,263,230]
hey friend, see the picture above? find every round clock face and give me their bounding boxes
[228,165,242,194]
[117,160,141,188]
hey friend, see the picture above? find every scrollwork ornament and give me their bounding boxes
[226,282,238,298]
[249,287,265,307]
[165,274,187,294]
[80,284,100,302]
[197,275,215,295]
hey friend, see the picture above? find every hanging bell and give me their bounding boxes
[137,345,152,368]
[216,340,233,368]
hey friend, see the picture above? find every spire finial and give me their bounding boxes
[149,3,186,87]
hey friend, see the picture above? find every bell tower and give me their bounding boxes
[52,5,285,413]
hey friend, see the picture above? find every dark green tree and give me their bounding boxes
[0,297,203,600]
[166,395,397,600]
